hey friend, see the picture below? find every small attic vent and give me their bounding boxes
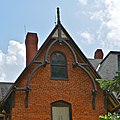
[61,30,68,39]
[52,29,68,39]
[52,29,58,38]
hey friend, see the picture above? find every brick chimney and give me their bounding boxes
[94,49,104,59]
[25,32,38,66]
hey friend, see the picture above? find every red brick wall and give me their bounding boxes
[11,42,105,120]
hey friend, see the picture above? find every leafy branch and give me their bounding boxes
[97,72,120,92]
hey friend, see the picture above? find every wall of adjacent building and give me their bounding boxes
[98,54,118,80]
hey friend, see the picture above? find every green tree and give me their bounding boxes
[97,72,120,119]
[97,72,120,92]
[99,112,120,120]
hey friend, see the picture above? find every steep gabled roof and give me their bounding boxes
[1,8,119,113]
[1,10,100,108]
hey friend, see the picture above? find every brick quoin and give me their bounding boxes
[11,42,105,120]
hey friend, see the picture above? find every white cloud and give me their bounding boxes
[96,0,120,49]
[78,31,94,44]
[77,0,120,51]
[78,0,88,5]
[105,0,120,49]
[0,40,25,82]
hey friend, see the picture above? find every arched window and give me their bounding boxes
[51,100,72,120]
[51,51,68,79]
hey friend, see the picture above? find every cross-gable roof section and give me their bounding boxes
[0,12,101,110]
[1,8,101,101]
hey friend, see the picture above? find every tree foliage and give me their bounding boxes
[97,72,120,92]
[99,112,120,120]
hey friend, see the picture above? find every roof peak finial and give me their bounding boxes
[57,7,61,24]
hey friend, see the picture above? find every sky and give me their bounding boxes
[0,0,120,82]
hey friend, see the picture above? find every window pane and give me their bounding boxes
[51,66,67,78]
[51,52,68,79]
[52,107,69,120]
[51,52,66,64]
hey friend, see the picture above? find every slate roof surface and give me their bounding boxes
[0,82,13,100]
[88,58,102,70]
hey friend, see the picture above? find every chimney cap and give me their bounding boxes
[94,49,104,59]
[26,32,38,38]
[25,32,38,44]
